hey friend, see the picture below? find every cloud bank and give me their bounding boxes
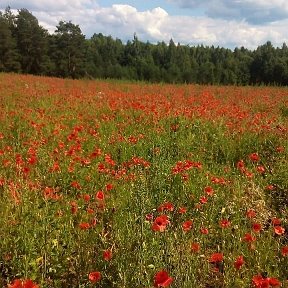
[1,0,288,49]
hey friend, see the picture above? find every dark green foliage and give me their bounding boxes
[14,9,50,74]
[1,7,288,84]
[0,8,20,72]
[50,21,86,78]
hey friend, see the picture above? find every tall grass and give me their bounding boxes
[0,73,287,287]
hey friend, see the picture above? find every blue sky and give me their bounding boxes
[97,0,205,16]
[1,0,288,49]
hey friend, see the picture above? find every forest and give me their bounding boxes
[1,7,288,85]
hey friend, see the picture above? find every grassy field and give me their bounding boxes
[0,73,287,287]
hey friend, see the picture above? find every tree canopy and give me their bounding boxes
[1,7,288,85]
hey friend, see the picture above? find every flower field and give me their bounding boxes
[0,73,287,287]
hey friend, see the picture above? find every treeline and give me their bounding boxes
[1,7,288,85]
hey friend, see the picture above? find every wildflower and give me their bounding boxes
[153,270,173,287]
[145,213,153,221]
[200,227,209,235]
[252,274,281,287]
[79,222,90,230]
[219,219,231,229]
[234,255,245,270]
[191,242,200,253]
[245,170,254,178]
[50,161,60,172]
[178,207,187,214]
[204,186,214,196]
[90,148,102,158]
[8,279,39,288]
[252,275,267,287]
[106,183,114,191]
[86,207,95,214]
[237,159,245,171]
[274,226,285,235]
[209,253,223,263]
[243,233,256,243]
[271,218,281,226]
[70,201,78,214]
[103,250,112,261]
[200,196,208,204]
[268,278,281,287]
[276,146,284,153]
[182,220,193,232]
[256,165,265,174]
[246,209,256,219]
[252,223,262,233]
[157,202,174,212]
[152,215,170,232]
[266,184,274,191]
[88,271,101,283]
[95,191,105,201]
[281,246,288,256]
[104,154,115,166]
[71,181,81,189]
[83,194,91,202]
[249,153,260,162]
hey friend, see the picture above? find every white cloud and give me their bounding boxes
[0,0,97,11]
[168,0,288,24]
[1,1,288,49]
[161,15,288,48]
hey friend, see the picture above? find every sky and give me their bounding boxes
[1,0,288,49]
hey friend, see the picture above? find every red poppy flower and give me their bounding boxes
[271,218,281,226]
[252,274,281,287]
[145,213,153,221]
[199,196,208,204]
[152,215,170,232]
[256,165,265,174]
[209,253,223,263]
[234,255,245,270]
[153,270,173,287]
[90,218,97,226]
[103,249,112,261]
[79,222,90,230]
[246,209,256,219]
[104,154,115,166]
[83,194,91,202]
[8,279,39,288]
[178,207,187,214]
[71,181,81,189]
[219,219,231,228]
[89,271,101,283]
[276,146,284,153]
[252,275,266,287]
[252,223,262,233]
[204,186,214,196]
[281,246,288,256]
[87,207,95,214]
[245,170,254,178]
[191,242,200,253]
[200,227,209,234]
[106,183,113,191]
[266,185,274,191]
[157,202,174,212]
[182,220,193,232]
[268,277,281,287]
[249,152,260,162]
[237,159,245,171]
[243,233,256,243]
[274,226,285,235]
[95,191,105,201]
[70,201,78,214]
